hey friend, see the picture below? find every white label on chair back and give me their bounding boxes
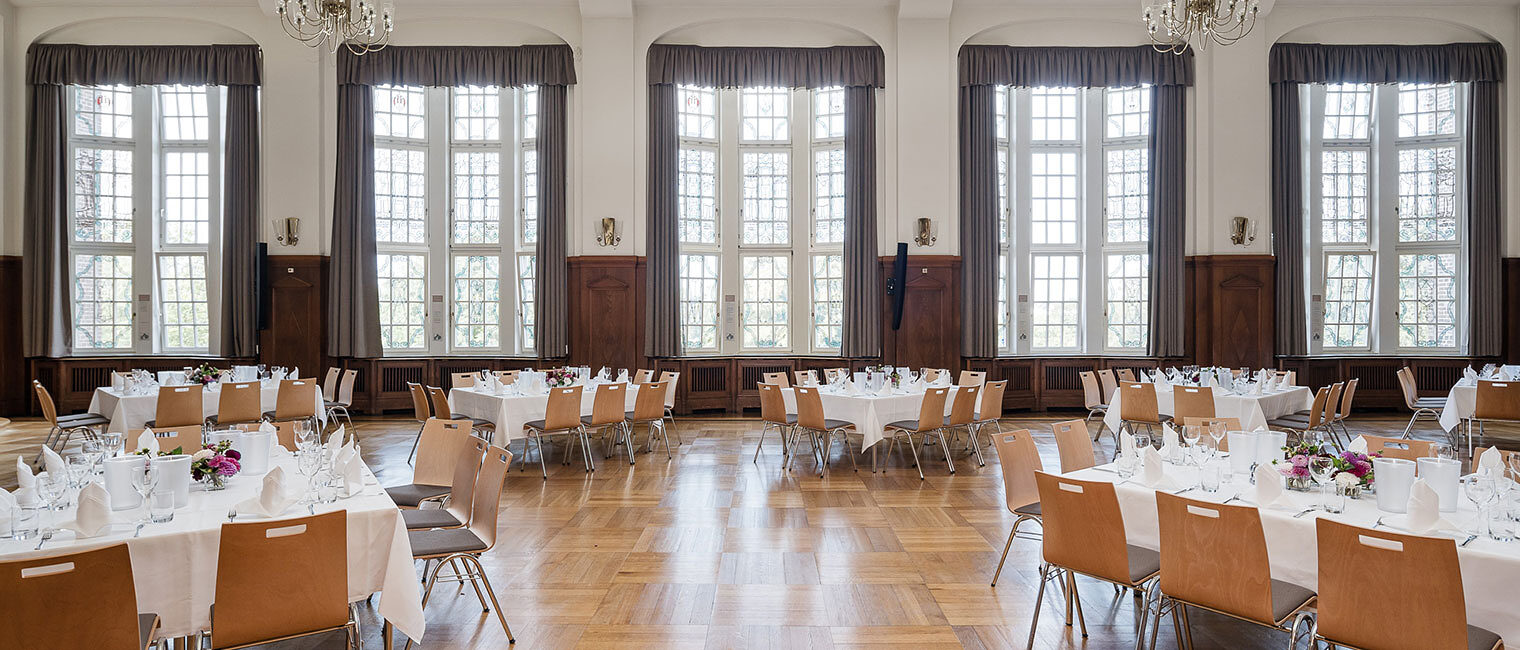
[1058,482,1085,494]
[1380,442,1411,451]
[1001,434,1019,443]
[266,524,308,538]
[1492,383,1509,388]
[22,562,75,578]
[155,432,174,439]
[560,389,574,395]
[1358,535,1403,552]
[293,381,307,386]
[1186,505,1220,518]
[173,387,191,393]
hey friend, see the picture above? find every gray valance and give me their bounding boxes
[1269,42,1505,85]
[647,44,885,88]
[28,43,261,86]
[337,44,576,87]
[959,45,1194,88]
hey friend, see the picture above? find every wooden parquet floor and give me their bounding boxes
[0,412,1511,649]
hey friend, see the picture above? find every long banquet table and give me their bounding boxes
[777,385,963,449]
[88,382,328,434]
[1062,460,1520,643]
[450,382,646,442]
[0,451,425,642]
[1101,384,1313,434]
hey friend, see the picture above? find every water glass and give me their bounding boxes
[1323,484,1348,514]
[1200,462,1223,493]
[12,506,40,540]
[102,432,124,459]
[149,489,175,523]
[1116,455,1137,480]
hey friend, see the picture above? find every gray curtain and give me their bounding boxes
[22,84,69,358]
[221,86,260,357]
[328,84,381,358]
[27,44,262,86]
[535,85,569,359]
[1148,85,1186,358]
[1270,81,1306,355]
[1269,43,1504,85]
[841,86,881,358]
[647,45,885,88]
[644,83,680,357]
[958,84,997,358]
[1468,80,1502,356]
[958,45,1194,88]
[336,44,576,87]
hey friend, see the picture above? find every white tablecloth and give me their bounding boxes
[88,383,328,434]
[1064,461,1520,643]
[1440,382,1478,433]
[0,452,425,641]
[777,386,963,449]
[450,382,644,442]
[1102,385,1313,434]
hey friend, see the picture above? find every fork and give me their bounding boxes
[1293,507,1320,519]
[34,531,54,550]
[227,507,238,523]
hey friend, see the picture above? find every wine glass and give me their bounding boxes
[294,421,316,451]
[1464,474,1497,536]
[66,454,92,500]
[131,462,159,526]
[297,448,322,505]
[1207,422,1227,452]
[35,474,67,536]
[1431,442,1457,463]
[81,440,106,476]
[1181,425,1203,465]
[1308,455,1337,512]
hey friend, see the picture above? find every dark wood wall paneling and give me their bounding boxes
[1188,255,1276,370]
[880,255,962,372]
[0,257,28,415]
[258,255,329,378]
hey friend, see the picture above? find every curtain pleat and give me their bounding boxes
[958,84,998,358]
[644,84,680,357]
[221,86,261,357]
[1269,43,1504,85]
[1468,80,1502,356]
[647,44,884,88]
[1271,81,1307,356]
[22,84,69,358]
[27,44,261,86]
[841,86,881,357]
[337,44,576,87]
[958,45,1194,88]
[327,84,382,358]
[1148,85,1186,358]
[535,85,570,358]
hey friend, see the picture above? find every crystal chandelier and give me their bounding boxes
[275,0,394,55]
[1143,0,1260,54]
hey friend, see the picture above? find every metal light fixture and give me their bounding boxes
[1230,216,1257,246]
[1143,0,1260,54]
[596,217,621,247]
[275,0,394,55]
[273,217,301,246]
[913,217,936,247]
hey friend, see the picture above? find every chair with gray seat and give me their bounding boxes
[386,418,472,509]
[402,435,487,531]
[882,387,951,480]
[1397,366,1447,440]
[427,385,496,444]
[31,380,110,466]
[754,382,796,464]
[790,386,859,477]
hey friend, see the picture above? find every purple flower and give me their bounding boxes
[1290,454,1309,467]
[225,448,242,461]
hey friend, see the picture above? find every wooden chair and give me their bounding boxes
[138,425,204,455]
[583,383,636,465]
[1312,519,1501,650]
[957,370,986,386]
[1397,366,1446,440]
[970,379,1007,450]
[324,369,358,432]
[791,386,858,477]
[427,386,496,443]
[450,373,477,389]
[1027,472,1161,648]
[939,384,985,469]
[523,385,589,477]
[1118,382,1163,437]
[32,380,110,466]
[1357,434,1438,462]
[754,383,796,464]
[922,368,943,383]
[405,382,434,465]
[633,369,654,384]
[1171,386,1215,423]
[1267,385,1333,443]
[261,379,319,434]
[1179,417,1240,452]
[0,543,160,649]
[408,445,516,649]
[387,419,473,508]
[658,371,682,445]
[492,370,520,385]
[762,371,790,388]
[146,384,205,429]
[207,381,262,429]
[1154,493,1316,648]
[1051,420,1096,473]
[212,511,358,649]
[883,387,950,480]
[1330,377,1359,438]
[793,369,819,386]
[1096,369,1119,404]
[624,381,673,461]
[1080,371,1108,437]
[403,436,487,531]
[321,367,341,403]
[1467,380,1520,458]
[990,429,1043,587]
[1116,368,1137,382]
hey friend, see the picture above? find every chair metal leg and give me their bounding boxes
[939,430,956,474]
[461,554,516,644]
[1025,563,1053,650]
[753,422,770,463]
[1067,569,1088,638]
[991,527,1016,587]
[905,432,925,480]
[664,408,682,445]
[535,434,549,479]
[406,422,425,466]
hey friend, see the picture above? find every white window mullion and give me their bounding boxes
[1012,88,1033,355]
[1373,84,1400,353]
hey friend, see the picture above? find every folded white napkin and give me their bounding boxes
[0,486,15,524]
[40,446,66,481]
[1464,366,1479,383]
[136,429,159,455]
[336,453,364,498]
[597,366,610,381]
[1478,447,1506,477]
[1119,432,1139,463]
[237,467,298,518]
[1141,448,1180,490]
[1160,423,1181,459]
[1252,380,1264,395]
[1404,479,1458,533]
[616,369,630,384]
[1347,435,1368,455]
[1254,463,1293,509]
[258,420,277,436]
[1156,373,1170,389]
[289,367,299,380]
[874,381,894,397]
[63,483,113,538]
[324,425,347,459]
[841,379,859,396]
[14,456,36,505]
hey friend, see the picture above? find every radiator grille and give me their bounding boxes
[690,365,728,393]
[381,365,426,393]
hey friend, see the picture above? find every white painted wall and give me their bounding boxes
[1,2,1516,261]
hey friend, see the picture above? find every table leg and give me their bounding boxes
[384,620,393,650]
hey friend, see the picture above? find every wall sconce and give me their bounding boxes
[273,217,300,246]
[1230,216,1257,246]
[596,217,621,247]
[913,217,936,246]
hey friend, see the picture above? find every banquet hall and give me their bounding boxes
[2,0,1520,648]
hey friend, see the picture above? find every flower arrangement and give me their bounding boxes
[190,440,241,490]
[545,368,576,388]
[1276,442,1378,494]
[188,363,223,386]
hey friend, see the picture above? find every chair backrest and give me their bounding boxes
[492,370,520,385]
[1315,518,1470,650]
[268,420,298,451]
[1096,369,1118,403]
[978,380,1007,421]
[322,367,341,402]
[1304,386,1331,428]
[1079,371,1102,409]
[993,429,1042,513]
[634,369,654,384]
[1118,382,1161,424]
[144,425,204,454]
[794,386,829,431]
[427,386,454,420]
[444,436,488,526]
[922,368,943,382]
[957,370,986,386]
[658,371,680,409]
[1475,380,1520,421]
[1116,368,1137,382]
[413,419,473,487]
[1474,446,1520,469]
[1172,386,1215,421]
[1050,420,1096,472]
[0,543,145,649]
[1034,472,1134,585]
[450,373,477,389]
[914,387,950,431]
[762,372,790,388]
[1156,493,1277,625]
[1321,382,1344,426]
[1336,377,1359,420]
[212,511,349,649]
[1179,417,1239,452]
[408,382,431,422]
[758,383,788,426]
[1358,434,1437,462]
[589,383,627,427]
[217,381,263,425]
[543,386,585,431]
[824,368,848,383]
[948,385,981,426]
[274,379,317,419]
[1396,367,1424,410]
[793,369,819,386]
[336,370,358,406]
[467,445,514,549]
[155,384,205,428]
[32,381,60,426]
